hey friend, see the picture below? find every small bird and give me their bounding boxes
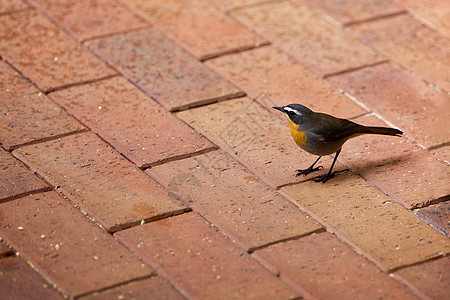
[273,104,402,182]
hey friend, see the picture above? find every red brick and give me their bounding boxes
[254,232,419,299]
[351,14,450,92]
[432,146,450,165]
[49,77,216,168]
[148,150,322,251]
[206,46,366,119]
[0,61,86,150]
[79,276,185,300]
[232,0,384,76]
[342,115,450,209]
[87,28,243,112]
[0,241,13,257]
[395,0,450,37]
[281,172,450,271]
[0,256,63,300]
[0,191,153,297]
[115,213,299,300]
[122,0,266,60]
[395,257,450,300]
[416,201,449,237]
[177,98,346,188]
[0,0,28,14]
[28,0,146,41]
[0,148,49,202]
[327,62,450,149]
[12,132,188,232]
[0,10,116,91]
[303,0,404,25]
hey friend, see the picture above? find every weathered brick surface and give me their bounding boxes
[80,276,185,300]
[0,0,28,14]
[254,232,419,299]
[176,98,346,188]
[328,62,450,149]
[232,0,384,76]
[303,0,404,24]
[281,172,450,271]
[432,146,450,165]
[0,10,116,91]
[0,61,86,150]
[28,0,146,41]
[49,76,216,168]
[206,46,367,119]
[351,14,450,92]
[88,28,243,111]
[0,242,13,257]
[341,115,450,209]
[115,213,299,300]
[0,192,153,297]
[122,0,266,60]
[395,256,450,300]
[148,150,322,251]
[0,148,49,202]
[13,132,188,232]
[395,0,450,37]
[416,201,449,237]
[0,256,63,300]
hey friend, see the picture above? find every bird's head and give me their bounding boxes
[273,104,312,125]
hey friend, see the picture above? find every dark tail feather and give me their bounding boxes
[365,126,403,137]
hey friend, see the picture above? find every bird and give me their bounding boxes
[273,104,403,182]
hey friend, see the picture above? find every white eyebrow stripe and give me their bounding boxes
[283,107,301,115]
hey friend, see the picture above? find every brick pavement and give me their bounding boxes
[0,0,449,299]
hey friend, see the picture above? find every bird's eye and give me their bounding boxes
[287,111,296,117]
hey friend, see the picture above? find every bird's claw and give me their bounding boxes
[295,165,323,177]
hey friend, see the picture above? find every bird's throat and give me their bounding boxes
[287,118,307,147]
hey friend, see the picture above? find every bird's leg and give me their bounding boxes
[315,149,341,183]
[296,156,323,176]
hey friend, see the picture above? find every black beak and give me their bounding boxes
[273,106,284,113]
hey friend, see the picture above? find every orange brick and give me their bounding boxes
[232,0,383,76]
[416,201,449,237]
[88,28,243,111]
[432,146,450,165]
[395,0,450,37]
[395,256,450,300]
[0,191,153,297]
[49,77,216,168]
[0,256,63,300]
[148,150,322,251]
[0,61,86,150]
[0,0,28,14]
[351,14,450,92]
[209,0,263,11]
[28,0,146,41]
[206,46,366,119]
[13,132,188,232]
[0,10,116,91]
[281,172,450,271]
[122,0,266,60]
[342,115,450,209]
[0,148,49,202]
[328,62,450,149]
[176,98,345,188]
[303,0,404,24]
[115,213,299,299]
[79,276,185,300]
[254,232,419,299]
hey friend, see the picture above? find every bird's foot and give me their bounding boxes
[313,171,336,183]
[295,165,323,177]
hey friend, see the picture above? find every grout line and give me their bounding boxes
[73,274,155,299]
[323,59,389,78]
[199,41,271,62]
[43,74,119,94]
[344,10,408,27]
[388,253,449,274]
[0,187,53,205]
[81,25,151,43]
